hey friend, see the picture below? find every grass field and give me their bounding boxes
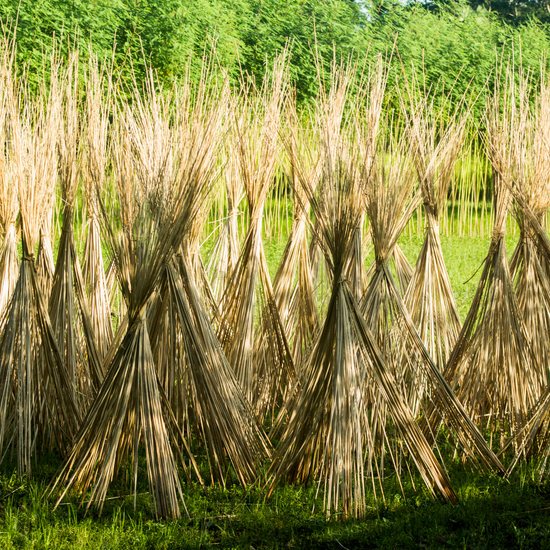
[0,449,548,548]
[0,232,544,550]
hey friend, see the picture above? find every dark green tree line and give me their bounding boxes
[1,0,550,116]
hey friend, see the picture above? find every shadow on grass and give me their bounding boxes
[0,452,550,549]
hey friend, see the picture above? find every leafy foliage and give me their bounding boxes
[2,0,550,116]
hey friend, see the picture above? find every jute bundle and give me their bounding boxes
[445,66,540,447]
[0,41,18,319]
[82,54,114,360]
[217,53,294,420]
[269,105,458,519]
[0,60,81,476]
[360,117,503,473]
[51,71,227,518]
[402,81,466,369]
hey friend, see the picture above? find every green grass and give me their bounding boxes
[1,454,550,549]
[1,231,544,549]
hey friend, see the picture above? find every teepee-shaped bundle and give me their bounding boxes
[276,103,321,368]
[82,54,114,360]
[272,62,352,370]
[48,54,104,414]
[205,133,244,307]
[359,123,504,469]
[445,68,541,443]
[402,85,466,369]
[150,248,271,487]
[140,74,270,489]
[507,74,550,391]
[52,71,229,518]
[217,53,293,418]
[360,95,414,298]
[360,127,421,397]
[0,45,18,318]
[502,95,550,468]
[0,63,81,476]
[269,123,459,519]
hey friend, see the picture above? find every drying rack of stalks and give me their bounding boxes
[1,37,550,521]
